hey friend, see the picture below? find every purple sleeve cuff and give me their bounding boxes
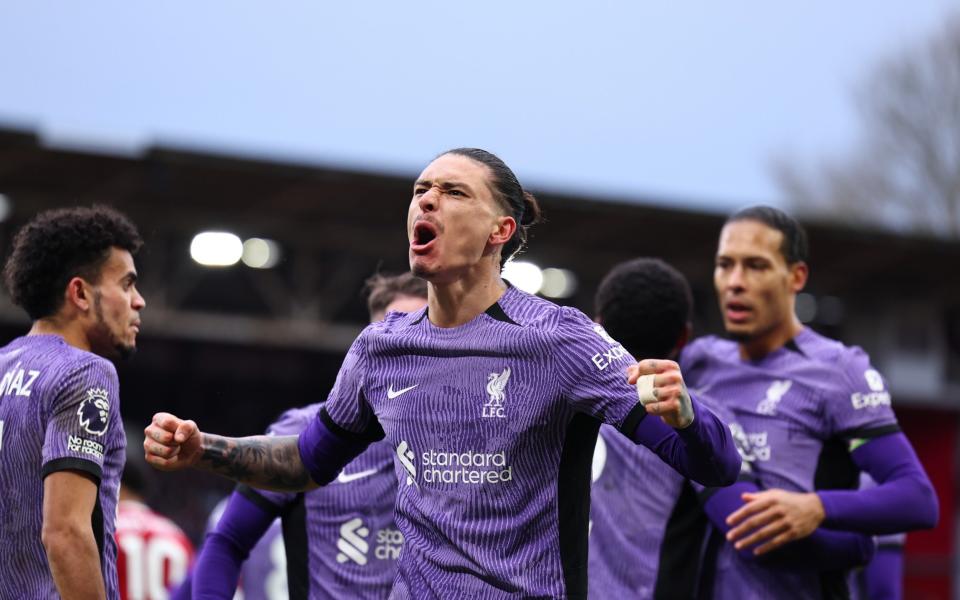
[818,433,938,533]
[193,491,279,599]
[297,407,377,486]
[702,481,875,569]
[676,396,741,485]
[626,396,740,487]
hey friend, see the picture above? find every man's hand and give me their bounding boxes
[144,412,203,471]
[627,359,695,429]
[726,489,826,555]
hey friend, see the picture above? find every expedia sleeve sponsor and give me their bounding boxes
[827,350,898,438]
[553,307,641,428]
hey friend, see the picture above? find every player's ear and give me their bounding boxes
[65,277,93,312]
[489,215,517,247]
[788,261,809,293]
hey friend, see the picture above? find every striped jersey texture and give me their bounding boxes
[0,334,125,599]
[321,285,642,599]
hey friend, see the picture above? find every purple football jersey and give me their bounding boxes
[681,328,899,600]
[0,334,125,599]
[321,286,643,599]
[589,394,741,599]
[245,403,399,599]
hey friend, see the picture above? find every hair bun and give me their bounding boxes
[520,190,542,226]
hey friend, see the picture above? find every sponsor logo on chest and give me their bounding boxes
[396,440,514,486]
[335,518,404,566]
[730,423,771,462]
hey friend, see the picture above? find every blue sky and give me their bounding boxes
[0,1,956,211]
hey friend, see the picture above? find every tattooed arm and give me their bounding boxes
[198,433,315,491]
[144,413,317,492]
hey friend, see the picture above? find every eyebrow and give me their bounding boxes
[122,271,138,284]
[715,252,773,263]
[413,179,475,195]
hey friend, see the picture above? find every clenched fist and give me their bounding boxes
[144,412,204,471]
[627,359,695,429]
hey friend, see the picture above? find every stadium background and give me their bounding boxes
[0,129,956,598]
[1,3,959,597]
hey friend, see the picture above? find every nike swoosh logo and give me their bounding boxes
[387,384,418,399]
[336,467,380,484]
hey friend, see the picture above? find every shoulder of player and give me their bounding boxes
[363,308,424,338]
[508,295,590,335]
[793,329,886,400]
[795,328,874,374]
[682,335,734,363]
[25,341,118,381]
[267,402,322,435]
[49,353,119,400]
[488,285,566,330]
[68,351,118,378]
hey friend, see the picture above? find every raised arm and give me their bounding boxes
[144,412,315,492]
[624,360,741,487]
[144,409,375,492]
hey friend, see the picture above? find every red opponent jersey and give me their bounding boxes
[116,499,194,600]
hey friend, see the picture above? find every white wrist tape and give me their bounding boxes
[636,374,657,405]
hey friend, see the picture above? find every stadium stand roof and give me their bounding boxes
[2,126,958,409]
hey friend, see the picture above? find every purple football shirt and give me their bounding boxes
[320,286,645,598]
[681,328,899,600]
[0,334,125,599]
[244,403,399,599]
[589,394,742,599]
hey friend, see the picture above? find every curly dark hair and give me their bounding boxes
[594,258,692,359]
[4,205,143,320]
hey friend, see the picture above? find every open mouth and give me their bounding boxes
[411,220,439,253]
[724,301,753,323]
